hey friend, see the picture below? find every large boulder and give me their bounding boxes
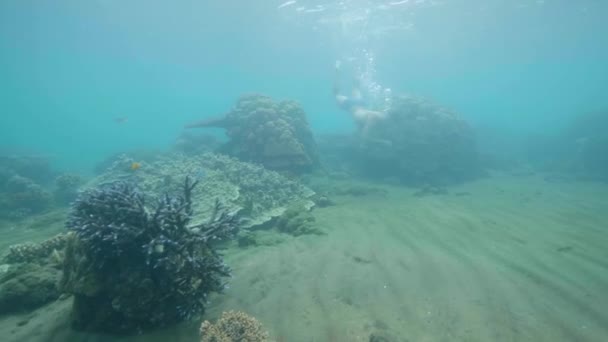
[187,94,319,173]
[354,94,480,184]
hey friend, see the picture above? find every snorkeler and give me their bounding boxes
[333,60,388,138]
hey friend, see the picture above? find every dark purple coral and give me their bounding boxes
[63,177,241,333]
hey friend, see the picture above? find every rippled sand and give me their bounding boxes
[2,173,607,342]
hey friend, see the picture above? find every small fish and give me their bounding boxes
[277,0,296,9]
[114,117,128,124]
[130,162,141,171]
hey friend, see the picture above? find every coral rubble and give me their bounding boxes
[188,94,319,173]
[61,177,241,333]
[200,311,270,342]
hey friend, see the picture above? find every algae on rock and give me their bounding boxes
[276,203,322,236]
[0,262,62,314]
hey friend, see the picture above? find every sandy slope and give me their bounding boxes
[1,174,607,342]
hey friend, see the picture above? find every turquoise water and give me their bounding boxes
[1,1,608,341]
[2,1,607,170]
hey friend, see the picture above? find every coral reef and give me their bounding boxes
[92,149,161,175]
[54,173,84,204]
[91,152,315,228]
[2,233,68,264]
[0,153,55,185]
[0,262,62,314]
[363,95,479,184]
[200,311,270,342]
[187,94,319,173]
[2,175,52,215]
[61,177,241,333]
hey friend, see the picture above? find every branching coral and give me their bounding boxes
[62,177,241,333]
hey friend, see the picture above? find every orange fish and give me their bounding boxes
[130,162,141,171]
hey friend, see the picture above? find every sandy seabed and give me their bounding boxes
[1,173,607,342]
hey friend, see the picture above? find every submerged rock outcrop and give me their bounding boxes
[187,94,319,173]
[319,94,480,185]
[361,95,479,184]
[0,263,62,314]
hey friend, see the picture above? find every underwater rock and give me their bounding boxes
[200,311,270,342]
[320,95,480,185]
[276,203,322,236]
[0,263,62,314]
[187,94,319,173]
[91,152,315,228]
[61,177,241,333]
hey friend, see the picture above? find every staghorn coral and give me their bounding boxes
[200,311,270,342]
[2,233,68,264]
[90,152,315,228]
[61,177,241,333]
[187,94,318,173]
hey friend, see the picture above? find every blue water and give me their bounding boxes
[1,0,607,171]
